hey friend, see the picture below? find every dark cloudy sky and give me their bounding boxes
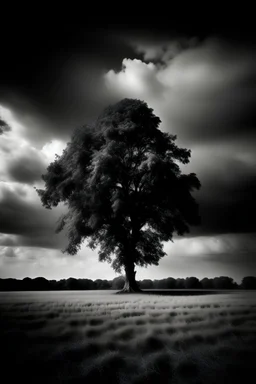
[1,19,256,283]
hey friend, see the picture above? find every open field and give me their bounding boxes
[1,290,256,383]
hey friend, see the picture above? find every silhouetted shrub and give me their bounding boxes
[139,279,154,289]
[185,277,202,289]
[175,278,185,289]
[111,276,125,290]
[212,276,236,289]
[200,277,214,289]
[241,276,256,289]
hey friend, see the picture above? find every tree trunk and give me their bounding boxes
[117,261,142,293]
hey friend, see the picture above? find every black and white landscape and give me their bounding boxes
[1,17,256,383]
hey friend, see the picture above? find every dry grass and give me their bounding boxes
[0,290,256,383]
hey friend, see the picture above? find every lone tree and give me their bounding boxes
[37,99,201,293]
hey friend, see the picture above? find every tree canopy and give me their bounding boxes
[37,98,201,292]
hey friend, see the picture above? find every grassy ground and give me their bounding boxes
[1,290,256,383]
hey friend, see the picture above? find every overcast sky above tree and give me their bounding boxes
[1,19,256,283]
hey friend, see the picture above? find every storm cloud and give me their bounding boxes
[0,118,11,135]
[105,38,256,144]
[0,183,67,249]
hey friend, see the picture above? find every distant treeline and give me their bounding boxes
[0,276,256,291]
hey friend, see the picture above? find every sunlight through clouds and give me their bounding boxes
[105,58,164,98]
[41,139,67,163]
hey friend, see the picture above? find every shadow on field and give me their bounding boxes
[141,289,233,296]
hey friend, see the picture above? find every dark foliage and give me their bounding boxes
[241,276,256,289]
[0,275,251,291]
